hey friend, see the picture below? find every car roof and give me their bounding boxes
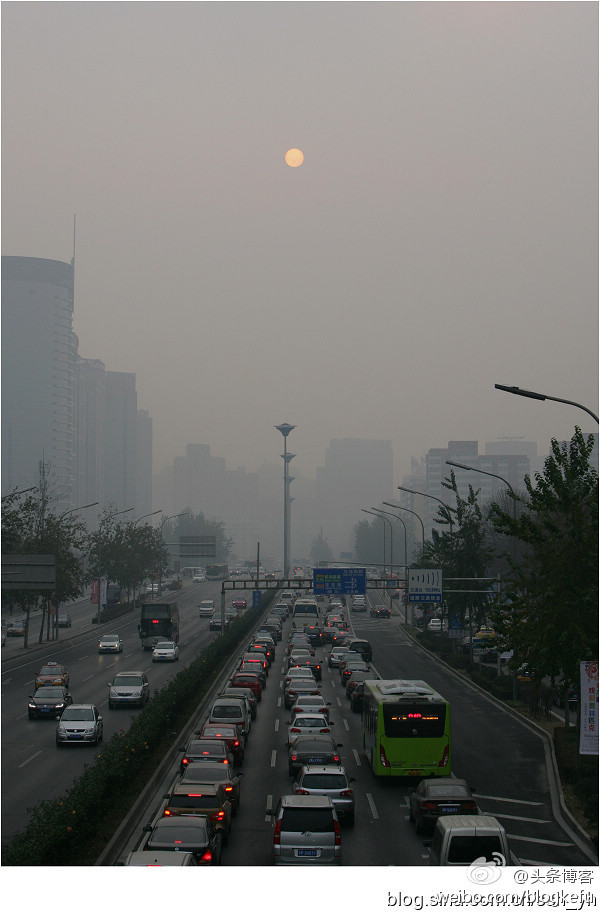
[298,765,348,775]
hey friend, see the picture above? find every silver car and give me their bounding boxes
[269,794,341,865]
[107,671,149,708]
[56,704,103,746]
[293,765,356,825]
[98,633,123,654]
[152,640,179,662]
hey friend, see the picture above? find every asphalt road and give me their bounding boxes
[111,598,597,867]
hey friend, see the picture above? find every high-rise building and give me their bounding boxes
[2,256,77,507]
[76,357,106,525]
[103,371,139,513]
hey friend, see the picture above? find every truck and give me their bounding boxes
[138,602,180,650]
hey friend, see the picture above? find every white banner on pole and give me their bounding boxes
[579,660,599,756]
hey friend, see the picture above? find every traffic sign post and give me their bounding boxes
[408,568,443,603]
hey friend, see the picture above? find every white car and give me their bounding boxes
[98,633,123,654]
[427,618,442,633]
[198,600,215,617]
[287,713,332,744]
[193,573,206,582]
[152,640,179,662]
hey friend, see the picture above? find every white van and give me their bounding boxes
[198,600,215,617]
[427,815,519,866]
[293,599,319,629]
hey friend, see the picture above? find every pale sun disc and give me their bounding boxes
[285,148,304,167]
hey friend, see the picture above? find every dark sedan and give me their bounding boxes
[370,605,391,618]
[409,778,479,833]
[287,734,343,778]
[143,816,222,865]
[28,686,73,719]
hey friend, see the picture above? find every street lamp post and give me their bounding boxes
[382,501,425,555]
[275,423,296,578]
[361,509,388,578]
[96,507,134,622]
[397,485,455,540]
[494,384,599,424]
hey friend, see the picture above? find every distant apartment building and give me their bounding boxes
[2,256,77,507]
[316,438,394,557]
[103,371,139,513]
[76,357,106,525]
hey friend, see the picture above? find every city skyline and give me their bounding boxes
[2,3,597,489]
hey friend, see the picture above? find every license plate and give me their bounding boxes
[308,757,321,763]
[297,849,317,857]
[407,769,423,776]
[70,734,83,739]
[41,709,51,713]
[439,806,459,814]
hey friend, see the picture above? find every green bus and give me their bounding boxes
[362,679,451,777]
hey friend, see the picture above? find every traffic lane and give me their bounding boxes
[351,616,591,865]
[1,606,223,843]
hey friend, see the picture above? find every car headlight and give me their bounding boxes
[132,690,142,697]
[55,702,65,709]
[28,701,36,709]
[58,725,66,734]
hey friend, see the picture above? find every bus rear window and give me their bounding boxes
[383,702,446,738]
[141,605,170,619]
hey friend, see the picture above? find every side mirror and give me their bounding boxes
[107,683,112,688]
[97,716,103,723]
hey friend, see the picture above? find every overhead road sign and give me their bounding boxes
[1,554,56,590]
[408,568,443,603]
[179,535,216,559]
[313,567,366,596]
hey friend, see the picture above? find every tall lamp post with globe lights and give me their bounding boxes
[275,423,295,579]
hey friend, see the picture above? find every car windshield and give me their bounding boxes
[167,796,217,810]
[182,765,229,781]
[211,705,242,718]
[39,665,62,675]
[203,727,235,737]
[294,737,335,751]
[427,784,470,798]
[34,687,64,698]
[153,823,207,843]
[280,808,335,832]
[294,717,326,727]
[301,774,347,789]
[155,642,174,649]
[61,707,94,721]
[102,636,119,642]
[113,674,143,686]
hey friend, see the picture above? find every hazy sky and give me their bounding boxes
[3,2,598,484]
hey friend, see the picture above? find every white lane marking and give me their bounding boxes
[366,792,379,819]
[474,793,545,805]
[277,696,282,708]
[336,696,342,706]
[270,750,277,767]
[78,656,89,661]
[479,810,551,824]
[274,719,279,732]
[342,718,350,731]
[19,750,42,768]
[82,675,95,682]
[507,832,572,846]
[2,678,13,685]
[352,748,361,766]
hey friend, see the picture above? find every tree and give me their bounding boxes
[415,472,495,627]
[490,427,598,691]
[1,486,88,645]
[310,527,334,565]
[87,513,171,601]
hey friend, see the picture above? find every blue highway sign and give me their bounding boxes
[313,567,366,596]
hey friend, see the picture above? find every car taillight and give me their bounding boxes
[199,850,212,864]
[333,755,340,763]
[224,785,233,793]
[295,788,310,795]
[182,758,188,766]
[234,740,240,748]
[210,811,225,821]
[463,801,478,812]
[339,789,354,797]
[273,819,282,845]
[334,819,341,846]
[438,745,449,767]
[422,801,436,811]
[380,744,390,768]
[319,728,329,733]
[163,809,172,816]
[290,727,301,733]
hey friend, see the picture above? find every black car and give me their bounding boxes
[349,682,365,713]
[28,686,73,719]
[287,734,343,778]
[143,816,222,865]
[370,605,391,618]
[305,625,323,646]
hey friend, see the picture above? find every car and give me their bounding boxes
[284,680,322,710]
[28,685,73,719]
[345,637,373,662]
[370,605,391,618]
[409,778,479,834]
[321,626,339,644]
[230,672,262,701]
[198,600,215,617]
[209,697,251,739]
[476,626,496,639]
[148,583,160,594]
[152,640,180,662]
[107,671,150,708]
[287,633,313,654]
[284,667,316,689]
[351,600,367,613]
[349,682,365,713]
[305,625,323,646]
[250,641,275,664]
[425,815,519,866]
[142,816,222,865]
[341,660,370,686]
[287,713,332,743]
[290,695,331,720]
[287,734,343,778]
[427,618,442,633]
[162,782,233,842]
[179,738,234,773]
[98,633,123,654]
[35,661,70,689]
[6,620,25,636]
[199,723,245,765]
[209,615,229,630]
[243,648,269,670]
[231,598,247,609]
[238,661,266,688]
[123,850,197,866]
[288,654,322,681]
[328,646,348,668]
[269,794,341,865]
[259,623,281,643]
[219,686,257,719]
[56,703,103,746]
[345,670,375,698]
[293,765,356,825]
[193,573,206,582]
[57,612,72,628]
[181,761,243,814]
